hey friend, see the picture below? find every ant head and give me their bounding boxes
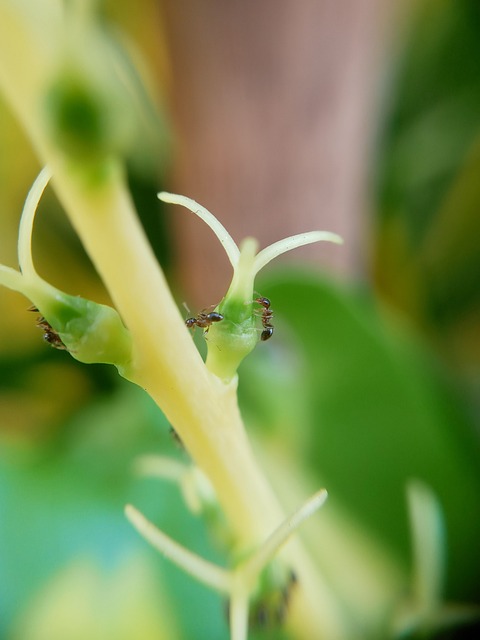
[255,296,271,308]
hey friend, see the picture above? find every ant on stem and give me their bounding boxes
[185,307,224,333]
[254,296,274,341]
[28,306,66,350]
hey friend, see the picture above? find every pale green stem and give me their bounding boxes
[48,161,284,547]
[229,592,249,640]
[134,455,211,515]
[0,7,347,637]
[0,264,55,304]
[0,265,25,292]
[224,237,258,303]
[0,3,284,550]
[133,455,187,483]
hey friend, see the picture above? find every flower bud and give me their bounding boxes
[34,290,132,374]
[42,16,136,164]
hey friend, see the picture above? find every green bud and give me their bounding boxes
[205,302,258,383]
[42,8,136,168]
[44,67,134,164]
[0,166,132,375]
[204,239,259,381]
[45,73,106,158]
[34,290,132,373]
[157,192,343,383]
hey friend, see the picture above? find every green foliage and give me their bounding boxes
[248,271,480,602]
[1,1,480,638]
[0,382,229,640]
[5,267,477,639]
[375,0,480,339]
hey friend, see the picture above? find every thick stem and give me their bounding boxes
[12,163,345,640]
[47,161,284,546]
[0,6,347,636]
[0,5,283,549]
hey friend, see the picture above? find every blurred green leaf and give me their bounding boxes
[242,270,480,613]
[374,0,480,365]
[0,382,229,639]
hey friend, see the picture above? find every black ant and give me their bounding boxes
[29,306,66,350]
[169,426,184,449]
[254,296,274,341]
[185,308,224,333]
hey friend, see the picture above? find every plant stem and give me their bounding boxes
[0,3,283,549]
[0,6,347,636]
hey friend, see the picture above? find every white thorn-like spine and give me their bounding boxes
[18,166,52,278]
[125,504,232,593]
[126,487,328,640]
[157,192,343,289]
[158,191,240,268]
[253,231,343,276]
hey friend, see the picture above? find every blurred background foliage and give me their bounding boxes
[1,0,480,639]
[373,0,480,393]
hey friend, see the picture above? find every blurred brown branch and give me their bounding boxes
[160,0,392,303]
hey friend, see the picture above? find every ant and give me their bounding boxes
[169,426,184,449]
[185,307,224,333]
[29,306,66,350]
[254,296,274,341]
